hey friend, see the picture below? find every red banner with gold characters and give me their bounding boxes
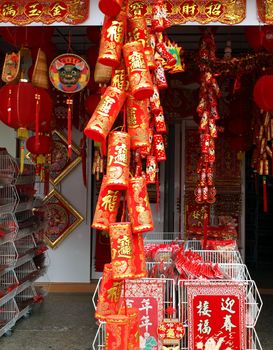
[186,281,246,350]
[129,0,246,25]
[0,1,90,25]
[257,0,273,24]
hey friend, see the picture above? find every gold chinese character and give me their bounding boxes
[97,96,115,115]
[27,3,42,17]
[129,2,144,16]
[51,3,66,17]
[114,144,128,165]
[166,328,175,338]
[107,21,124,43]
[117,235,132,258]
[2,4,17,17]
[205,3,223,17]
[129,52,145,70]
[101,190,119,212]
[111,69,125,90]
[181,3,198,17]
[107,281,122,302]
[127,108,137,127]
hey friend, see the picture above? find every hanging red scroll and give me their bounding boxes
[128,0,246,26]
[257,0,273,24]
[0,1,90,25]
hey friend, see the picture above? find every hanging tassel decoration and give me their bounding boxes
[67,97,73,158]
[35,93,41,147]
[263,176,268,213]
[203,211,208,249]
[7,89,12,124]
[17,127,28,174]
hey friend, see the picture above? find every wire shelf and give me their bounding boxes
[0,213,18,244]
[0,270,18,305]
[0,154,18,187]
[15,260,38,285]
[144,232,184,244]
[0,299,19,337]
[14,234,36,258]
[0,241,18,272]
[0,186,19,214]
[15,285,41,312]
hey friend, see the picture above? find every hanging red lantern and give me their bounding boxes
[245,26,264,51]
[262,26,273,52]
[253,75,273,112]
[98,0,123,18]
[26,135,52,178]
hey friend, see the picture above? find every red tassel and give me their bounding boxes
[67,98,73,158]
[80,136,87,187]
[263,176,268,213]
[35,94,40,147]
[7,89,11,124]
[203,212,208,249]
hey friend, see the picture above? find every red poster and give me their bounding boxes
[186,282,246,350]
[124,279,165,350]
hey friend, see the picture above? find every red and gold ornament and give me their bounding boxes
[105,314,129,350]
[154,107,167,134]
[146,155,157,184]
[153,134,166,162]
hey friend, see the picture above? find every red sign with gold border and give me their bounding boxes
[129,0,246,25]
[186,281,246,350]
[0,1,89,25]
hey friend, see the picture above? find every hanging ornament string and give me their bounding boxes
[35,93,41,147]
[263,176,268,213]
[7,89,11,124]
[67,29,73,53]
[67,97,73,158]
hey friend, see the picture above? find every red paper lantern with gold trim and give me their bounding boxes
[253,75,273,112]
[109,222,135,280]
[95,263,123,321]
[92,176,121,231]
[105,131,130,191]
[127,176,154,233]
[105,314,129,350]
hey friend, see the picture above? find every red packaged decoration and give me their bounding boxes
[126,94,150,150]
[140,127,154,157]
[105,131,130,190]
[128,16,148,47]
[123,41,154,100]
[92,176,121,231]
[153,134,166,162]
[154,107,167,134]
[120,308,140,349]
[158,320,185,345]
[95,263,123,321]
[84,86,126,155]
[109,222,134,279]
[149,84,161,114]
[200,133,210,154]
[146,155,157,184]
[98,11,126,68]
[105,314,129,350]
[154,61,168,89]
[127,176,154,233]
[98,0,122,17]
[132,233,147,278]
[145,46,156,70]
[151,0,164,32]
[156,42,176,66]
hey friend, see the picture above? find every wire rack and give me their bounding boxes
[0,213,18,244]
[0,242,18,272]
[0,270,18,306]
[0,298,19,337]
[0,154,18,187]
[14,234,36,258]
[15,285,40,312]
[144,232,184,244]
[14,260,38,285]
[0,186,19,214]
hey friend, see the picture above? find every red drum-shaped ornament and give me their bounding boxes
[84,87,126,155]
[105,131,130,190]
[98,12,126,68]
[154,107,167,134]
[120,308,140,349]
[127,94,150,150]
[153,134,166,162]
[123,41,154,100]
[150,85,161,114]
[128,16,148,48]
[253,75,273,112]
[132,233,147,278]
[95,263,123,321]
[127,176,154,234]
[92,176,122,231]
[98,0,122,17]
[146,155,157,184]
[109,222,134,279]
[105,314,129,350]
[154,61,168,90]
[0,82,52,132]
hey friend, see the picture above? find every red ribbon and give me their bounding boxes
[67,97,73,158]
[203,212,208,249]
[263,176,268,213]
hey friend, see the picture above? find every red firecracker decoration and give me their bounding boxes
[153,134,166,162]
[120,308,140,349]
[105,314,130,350]
[132,233,147,278]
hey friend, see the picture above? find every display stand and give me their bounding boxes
[0,149,48,337]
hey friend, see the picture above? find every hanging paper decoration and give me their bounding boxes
[109,222,135,279]
[95,263,123,321]
[105,314,130,350]
[154,107,167,134]
[153,134,166,162]
[32,48,49,90]
[1,51,20,83]
[26,134,52,177]
[105,131,130,191]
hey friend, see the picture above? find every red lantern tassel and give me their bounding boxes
[7,89,11,124]
[67,98,73,158]
[203,212,208,249]
[263,176,268,213]
[80,136,87,187]
[35,94,40,147]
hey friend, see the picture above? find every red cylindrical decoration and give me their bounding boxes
[127,176,154,233]
[149,85,161,114]
[200,134,210,154]
[98,12,126,68]
[132,233,147,278]
[146,155,157,184]
[105,131,130,190]
[98,0,122,17]
[207,167,214,186]
[263,176,268,213]
[195,184,203,203]
[84,87,126,155]
[123,41,154,100]
[153,134,166,162]
[95,263,123,321]
[126,94,150,150]
[156,42,176,66]
[154,107,167,134]
[128,16,148,48]
[145,47,156,70]
[109,222,135,279]
[140,127,153,157]
[111,63,127,91]
[105,314,129,350]
[154,61,168,89]
[120,308,140,349]
[151,1,164,32]
[92,176,122,231]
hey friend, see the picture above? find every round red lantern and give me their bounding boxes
[253,75,273,112]
[26,135,52,155]
[245,26,264,51]
[98,0,123,17]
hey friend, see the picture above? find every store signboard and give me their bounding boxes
[0,0,90,25]
[186,281,246,350]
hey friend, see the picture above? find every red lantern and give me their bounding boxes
[253,75,273,112]
[105,314,129,350]
[109,222,135,279]
[245,26,264,51]
[262,26,273,52]
[98,0,123,17]
[92,176,122,231]
[127,176,154,234]
[26,135,52,155]
[95,263,123,321]
[105,131,130,190]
